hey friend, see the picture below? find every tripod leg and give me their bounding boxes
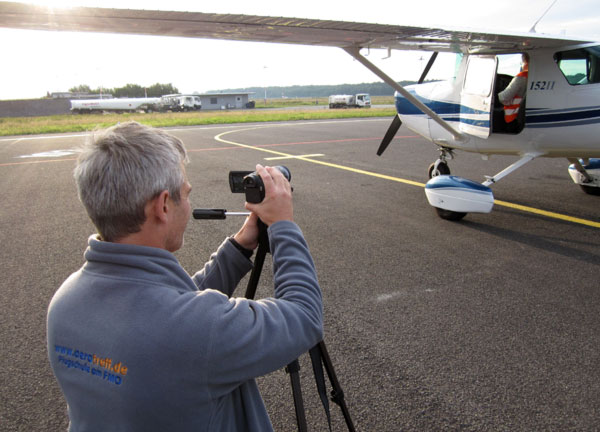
[244,240,267,299]
[317,341,356,432]
[241,221,309,431]
[286,359,308,432]
[244,219,270,300]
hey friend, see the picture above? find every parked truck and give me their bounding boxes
[328,93,371,109]
[70,97,161,114]
[158,94,202,112]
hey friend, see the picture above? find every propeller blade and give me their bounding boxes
[377,115,402,156]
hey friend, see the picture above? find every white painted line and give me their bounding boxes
[264,154,324,161]
[0,133,88,142]
[17,149,77,158]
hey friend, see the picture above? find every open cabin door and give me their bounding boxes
[460,55,497,138]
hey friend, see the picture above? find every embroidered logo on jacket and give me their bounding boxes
[54,345,128,386]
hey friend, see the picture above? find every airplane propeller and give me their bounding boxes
[376,115,402,156]
[376,52,439,157]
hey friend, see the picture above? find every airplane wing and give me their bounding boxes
[0,1,592,54]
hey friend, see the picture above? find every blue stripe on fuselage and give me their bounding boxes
[395,92,489,127]
[526,107,600,127]
[395,92,600,129]
[395,92,461,116]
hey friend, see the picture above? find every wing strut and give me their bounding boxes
[418,52,439,84]
[482,153,542,186]
[343,46,465,142]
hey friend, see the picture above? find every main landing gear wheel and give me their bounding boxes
[580,184,600,195]
[434,207,467,221]
[427,161,467,221]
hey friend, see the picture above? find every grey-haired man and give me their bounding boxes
[47,121,323,431]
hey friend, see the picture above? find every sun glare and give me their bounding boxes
[29,0,89,8]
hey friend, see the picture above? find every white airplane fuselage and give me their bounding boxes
[396,45,600,159]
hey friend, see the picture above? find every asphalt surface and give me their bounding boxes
[1,118,599,431]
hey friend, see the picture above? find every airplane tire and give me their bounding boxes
[434,207,467,221]
[428,162,450,178]
[580,185,600,195]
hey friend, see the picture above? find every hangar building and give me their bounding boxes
[197,92,255,110]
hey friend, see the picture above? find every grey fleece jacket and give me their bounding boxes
[47,220,323,432]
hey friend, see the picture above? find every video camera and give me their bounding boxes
[228,166,291,203]
[192,166,291,221]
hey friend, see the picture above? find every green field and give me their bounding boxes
[0,96,396,137]
[253,95,394,108]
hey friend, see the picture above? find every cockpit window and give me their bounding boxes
[555,46,600,85]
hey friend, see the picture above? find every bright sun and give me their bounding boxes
[29,1,89,8]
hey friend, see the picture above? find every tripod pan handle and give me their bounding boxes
[193,209,227,219]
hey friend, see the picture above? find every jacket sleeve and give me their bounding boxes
[202,221,323,396]
[191,238,254,297]
[498,75,527,105]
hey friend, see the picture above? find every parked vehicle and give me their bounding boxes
[328,93,371,108]
[70,97,160,113]
[158,94,202,112]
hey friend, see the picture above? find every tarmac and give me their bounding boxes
[1,118,599,431]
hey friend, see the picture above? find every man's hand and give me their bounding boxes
[233,212,259,251]
[245,164,294,227]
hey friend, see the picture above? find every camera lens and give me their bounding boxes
[275,166,291,182]
[241,166,291,203]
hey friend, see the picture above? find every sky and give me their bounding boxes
[1,0,600,100]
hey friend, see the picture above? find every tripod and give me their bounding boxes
[245,219,355,432]
[192,209,355,431]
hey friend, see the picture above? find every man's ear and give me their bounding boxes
[150,190,170,223]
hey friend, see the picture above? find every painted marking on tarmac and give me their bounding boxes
[187,136,409,153]
[0,158,76,167]
[215,127,600,229]
[376,292,405,302]
[493,199,600,229]
[18,149,77,158]
[0,133,88,142]
[265,154,325,161]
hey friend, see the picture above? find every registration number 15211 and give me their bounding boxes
[530,81,556,91]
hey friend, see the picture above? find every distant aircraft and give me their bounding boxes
[0,1,598,220]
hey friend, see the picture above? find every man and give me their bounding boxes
[47,121,323,431]
[498,54,529,124]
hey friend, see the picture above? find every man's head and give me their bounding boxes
[522,54,529,71]
[74,121,189,244]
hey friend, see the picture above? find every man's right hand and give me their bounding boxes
[244,164,293,226]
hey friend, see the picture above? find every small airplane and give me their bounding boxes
[0,1,598,221]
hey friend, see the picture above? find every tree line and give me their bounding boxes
[68,80,424,99]
[69,83,179,98]
[210,81,419,98]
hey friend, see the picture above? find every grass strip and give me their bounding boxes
[0,107,397,137]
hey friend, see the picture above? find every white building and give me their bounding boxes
[198,92,255,110]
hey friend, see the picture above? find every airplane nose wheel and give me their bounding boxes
[428,161,450,178]
[427,159,467,221]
